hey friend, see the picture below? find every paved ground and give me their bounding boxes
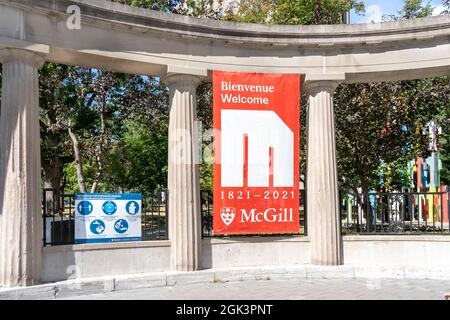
[59,278,450,300]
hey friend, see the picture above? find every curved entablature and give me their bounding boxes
[0,0,449,82]
[9,0,450,46]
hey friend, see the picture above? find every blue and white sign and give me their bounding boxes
[75,193,142,244]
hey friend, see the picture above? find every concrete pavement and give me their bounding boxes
[60,278,450,300]
[3,265,450,300]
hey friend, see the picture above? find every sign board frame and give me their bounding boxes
[75,193,142,244]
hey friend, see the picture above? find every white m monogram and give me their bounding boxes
[221,109,294,187]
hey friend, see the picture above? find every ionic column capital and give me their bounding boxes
[0,48,47,68]
[303,80,342,97]
[303,73,345,97]
[163,73,204,91]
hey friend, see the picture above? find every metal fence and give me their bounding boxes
[42,189,168,246]
[340,190,450,234]
[42,188,450,246]
[42,188,306,246]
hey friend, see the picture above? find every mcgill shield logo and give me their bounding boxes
[220,207,236,226]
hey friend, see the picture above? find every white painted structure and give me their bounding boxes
[41,236,450,283]
[0,0,449,287]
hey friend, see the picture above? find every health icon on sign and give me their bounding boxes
[77,201,93,216]
[90,220,105,235]
[114,219,129,234]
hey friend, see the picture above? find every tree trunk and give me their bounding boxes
[90,151,103,193]
[41,131,64,213]
[90,104,107,193]
[68,126,86,193]
[360,176,373,231]
[42,159,63,214]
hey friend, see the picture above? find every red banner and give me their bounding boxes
[213,71,300,235]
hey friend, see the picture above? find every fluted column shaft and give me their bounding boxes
[305,81,343,266]
[0,49,46,287]
[165,74,202,271]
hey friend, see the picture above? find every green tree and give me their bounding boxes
[63,68,168,193]
[40,63,76,209]
[335,78,449,193]
[114,120,169,193]
[113,0,181,11]
[335,0,449,194]
[219,0,365,24]
[272,0,364,25]
[383,0,433,20]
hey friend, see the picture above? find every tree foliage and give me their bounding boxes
[37,63,169,194]
[335,78,450,193]
[1,0,448,197]
[383,0,433,21]
[113,0,181,11]
[228,0,365,24]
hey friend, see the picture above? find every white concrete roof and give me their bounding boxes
[0,0,449,82]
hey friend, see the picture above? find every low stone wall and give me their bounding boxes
[41,235,450,283]
[202,237,310,269]
[41,241,171,282]
[344,235,450,267]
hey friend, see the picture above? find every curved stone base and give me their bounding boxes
[3,263,450,299]
[31,236,450,285]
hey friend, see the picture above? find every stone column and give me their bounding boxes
[304,80,343,266]
[165,74,203,271]
[0,49,46,287]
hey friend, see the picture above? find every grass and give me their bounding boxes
[211,278,225,284]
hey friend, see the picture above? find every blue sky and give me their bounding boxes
[350,0,447,23]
